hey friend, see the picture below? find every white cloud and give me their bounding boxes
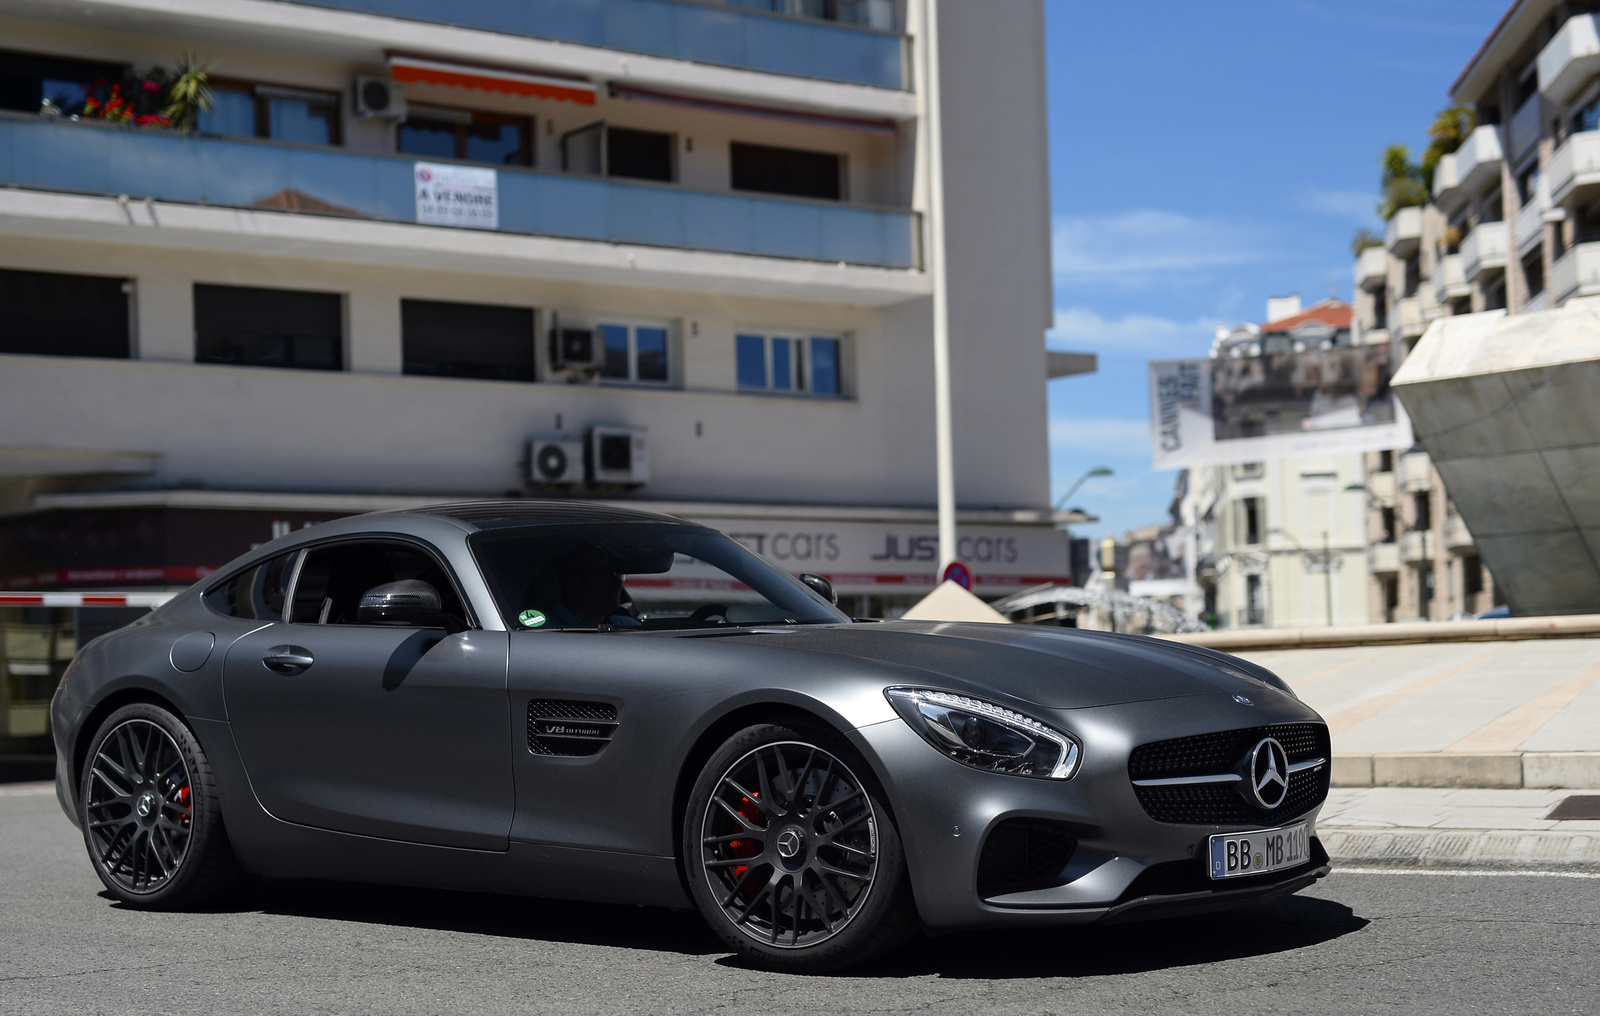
[1048,416,1152,457]
[1049,306,1219,356]
[1052,209,1275,287]
[1299,187,1380,221]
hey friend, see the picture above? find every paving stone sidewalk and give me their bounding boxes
[1318,787,1600,869]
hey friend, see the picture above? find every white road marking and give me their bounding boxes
[1335,866,1600,879]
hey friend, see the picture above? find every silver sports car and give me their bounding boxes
[51,501,1331,972]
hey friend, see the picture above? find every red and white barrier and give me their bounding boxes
[0,592,174,609]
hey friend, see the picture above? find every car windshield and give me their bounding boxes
[468,523,849,631]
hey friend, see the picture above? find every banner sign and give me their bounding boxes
[1149,345,1413,469]
[414,162,498,229]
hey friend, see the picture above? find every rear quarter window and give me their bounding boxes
[205,552,296,621]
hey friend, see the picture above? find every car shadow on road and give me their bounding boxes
[829,894,1370,980]
[180,878,726,957]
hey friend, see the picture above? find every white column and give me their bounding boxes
[923,0,957,573]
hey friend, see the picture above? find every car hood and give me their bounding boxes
[716,620,1293,710]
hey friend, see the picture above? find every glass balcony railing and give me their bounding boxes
[287,0,906,89]
[0,114,920,269]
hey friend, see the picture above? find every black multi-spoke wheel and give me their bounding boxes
[684,723,917,971]
[79,703,247,909]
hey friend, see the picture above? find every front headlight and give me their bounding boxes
[885,687,1080,779]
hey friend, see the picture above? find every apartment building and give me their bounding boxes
[0,1,1080,755]
[1177,298,1372,629]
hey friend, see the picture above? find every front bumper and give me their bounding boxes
[849,693,1330,930]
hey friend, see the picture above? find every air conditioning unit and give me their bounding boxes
[586,426,649,486]
[353,76,406,120]
[527,438,584,485]
[549,317,604,373]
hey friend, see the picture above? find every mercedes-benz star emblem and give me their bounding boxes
[776,828,803,859]
[136,792,155,819]
[1248,737,1290,809]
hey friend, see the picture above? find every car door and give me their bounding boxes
[222,538,513,851]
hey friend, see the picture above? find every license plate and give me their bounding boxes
[1208,822,1309,880]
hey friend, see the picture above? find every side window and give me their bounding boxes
[205,552,296,621]
[288,541,466,626]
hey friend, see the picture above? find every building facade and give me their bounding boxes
[1177,298,1373,629]
[0,0,1079,756]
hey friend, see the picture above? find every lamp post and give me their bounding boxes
[1054,466,1113,511]
[1270,527,1336,627]
[922,0,957,573]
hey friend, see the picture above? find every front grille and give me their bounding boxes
[1116,837,1329,902]
[1129,723,1330,825]
[976,819,1077,897]
[526,700,618,757]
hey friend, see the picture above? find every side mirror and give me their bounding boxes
[358,580,443,626]
[800,573,837,605]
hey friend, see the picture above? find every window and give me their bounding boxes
[194,284,343,371]
[1380,506,1397,543]
[0,269,129,359]
[205,552,296,621]
[730,142,842,201]
[736,333,843,395]
[196,82,340,146]
[290,541,466,627]
[0,49,126,114]
[401,299,535,382]
[1523,248,1545,297]
[1574,91,1600,135]
[560,122,674,182]
[1244,574,1265,626]
[1464,554,1485,597]
[1378,450,1394,472]
[598,322,670,384]
[1413,491,1432,531]
[399,105,532,167]
[1239,497,1262,545]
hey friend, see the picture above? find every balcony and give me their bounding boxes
[1549,129,1600,207]
[1461,221,1508,281]
[0,114,919,271]
[1432,151,1464,213]
[1513,173,1554,256]
[1455,126,1504,197]
[1396,294,1425,339]
[1399,530,1432,565]
[1444,514,1475,553]
[1386,206,1421,257]
[291,0,906,89]
[1399,452,1433,494]
[1551,241,1600,304]
[1368,542,1399,575]
[1433,252,1470,303]
[1355,245,1387,292]
[1369,470,1397,503]
[1420,278,1444,321]
[1539,13,1600,103]
[1509,93,1543,162]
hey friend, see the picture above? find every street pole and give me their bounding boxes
[923,0,956,574]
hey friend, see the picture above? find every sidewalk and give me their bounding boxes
[1235,637,1600,789]
[1318,787,1600,870]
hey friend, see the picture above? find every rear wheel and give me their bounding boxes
[682,722,917,972]
[79,703,247,908]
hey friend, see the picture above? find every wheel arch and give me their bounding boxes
[69,686,185,815]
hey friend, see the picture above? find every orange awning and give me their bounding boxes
[389,55,597,105]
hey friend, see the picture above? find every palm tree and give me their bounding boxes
[162,54,214,132]
[1378,144,1427,220]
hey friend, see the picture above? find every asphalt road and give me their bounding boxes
[3,788,1597,1016]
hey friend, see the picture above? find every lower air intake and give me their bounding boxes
[976,818,1077,898]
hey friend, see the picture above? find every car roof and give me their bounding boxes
[377,499,698,531]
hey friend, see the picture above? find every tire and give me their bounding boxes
[78,702,248,909]
[682,722,918,972]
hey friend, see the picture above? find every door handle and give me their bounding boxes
[262,645,314,675]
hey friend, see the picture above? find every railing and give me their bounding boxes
[1549,129,1600,205]
[1551,241,1600,303]
[1368,542,1399,575]
[1443,514,1474,552]
[1355,245,1387,291]
[287,0,906,89]
[1433,252,1469,303]
[1396,295,1424,338]
[1456,125,1504,195]
[0,114,920,269]
[1513,177,1550,256]
[1432,151,1463,211]
[1539,14,1600,105]
[1461,221,1508,281]
[1510,93,1542,161]
[1399,530,1429,565]
[1386,206,1421,255]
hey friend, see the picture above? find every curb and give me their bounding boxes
[1320,826,1600,869]
[1163,613,1600,652]
[1331,752,1600,789]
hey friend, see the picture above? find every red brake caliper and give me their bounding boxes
[728,792,762,892]
[176,786,192,828]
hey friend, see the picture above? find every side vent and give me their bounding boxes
[527,699,618,757]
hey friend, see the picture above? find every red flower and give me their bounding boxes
[142,80,160,93]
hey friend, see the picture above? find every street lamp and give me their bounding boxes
[1054,466,1113,511]
[1269,527,1336,627]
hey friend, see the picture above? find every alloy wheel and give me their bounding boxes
[84,719,194,894]
[698,740,879,949]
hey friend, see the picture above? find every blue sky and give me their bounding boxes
[1042,0,1509,536]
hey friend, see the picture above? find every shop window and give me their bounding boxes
[0,268,129,359]
[730,142,842,201]
[194,283,343,371]
[735,333,843,395]
[196,82,340,146]
[598,322,670,384]
[399,106,532,167]
[0,49,126,114]
[560,122,674,182]
[402,299,535,382]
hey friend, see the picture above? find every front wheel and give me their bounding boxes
[79,702,247,909]
[682,722,917,972]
